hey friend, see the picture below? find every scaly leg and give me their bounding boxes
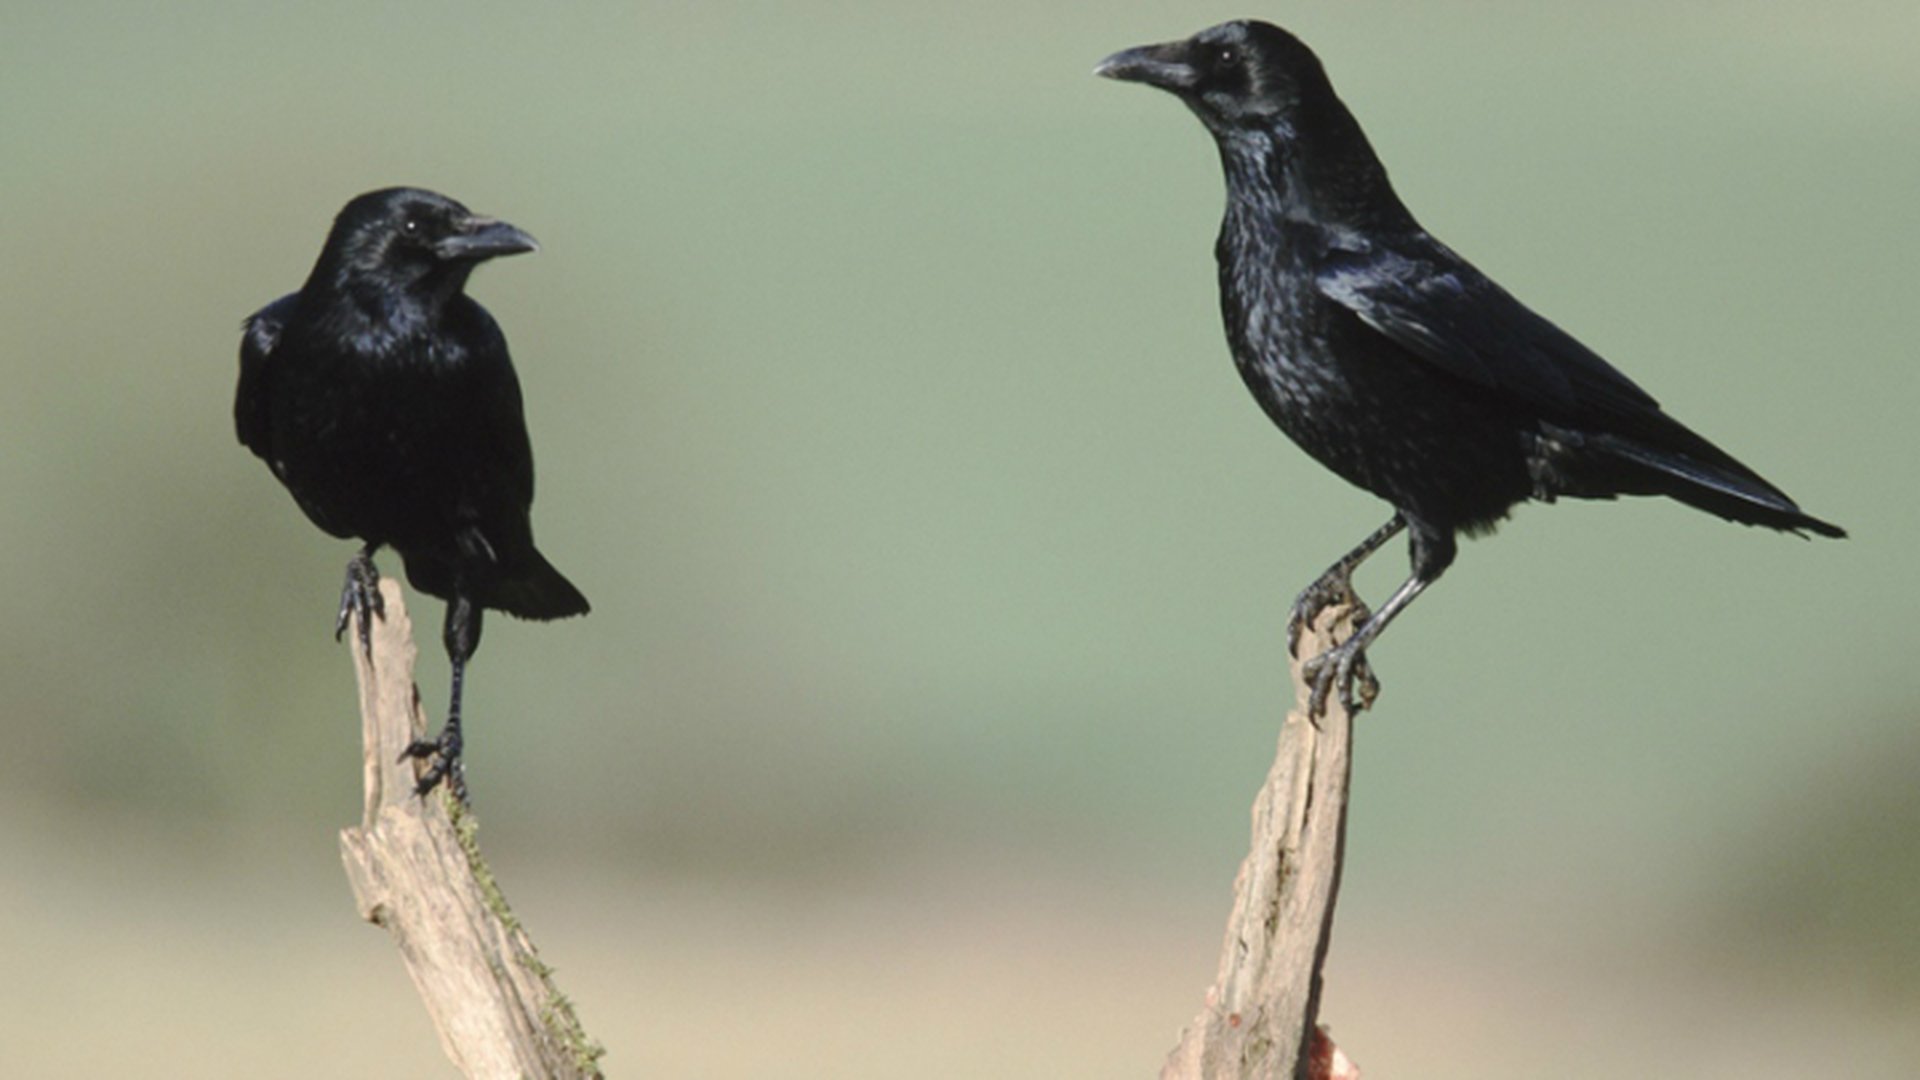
[1299,519,1455,718]
[1287,514,1404,658]
[1302,571,1431,717]
[403,592,482,803]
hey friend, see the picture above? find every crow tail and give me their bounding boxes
[1592,432,1845,539]
[482,549,591,620]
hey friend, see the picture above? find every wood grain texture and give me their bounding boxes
[1162,602,1364,1080]
[338,579,604,1079]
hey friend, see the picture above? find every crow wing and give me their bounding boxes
[234,293,299,460]
[1315,237,1661,426]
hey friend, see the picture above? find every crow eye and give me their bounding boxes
[400,216,423,237]
[1213,46,1237,67]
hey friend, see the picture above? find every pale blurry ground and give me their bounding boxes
[8,807,1919,1078]
[2,2,1916,1076]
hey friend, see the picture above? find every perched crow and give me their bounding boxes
[236,187,589,798]
[1098,22,1842,715]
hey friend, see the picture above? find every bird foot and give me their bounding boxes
[1287,572,1361,659]
[334,553,386,656]
[1300,637,1380,720]
[401,723,468,803]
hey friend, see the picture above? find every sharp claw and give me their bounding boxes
[1308,666,1333,719]
[414,764,467,803]
[334,553,386,654]
[1336,655,1362,715]
[1299,637,1379,720]
[1301,649,1333,718]
[1351,652,1380,710]
[362,587,385,652]
[1288,573,1355,659]
[402,724,469,803]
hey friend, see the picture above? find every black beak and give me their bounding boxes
[1094,41,1199,91]
[434,216,540,261]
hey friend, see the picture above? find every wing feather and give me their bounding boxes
[235,293,298,458]
[1316,240,1660,424]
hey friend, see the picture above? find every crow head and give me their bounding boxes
[314,187,537,300]
[1097,21,1334,138]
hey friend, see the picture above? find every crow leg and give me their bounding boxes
[334,544,386,657]
[1300,522,1453,718]
[1287,514,1405,658]
[403,592,483,803]
[1302,572,1430,717]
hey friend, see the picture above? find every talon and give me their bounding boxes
[1351,652,1381,710]
[414,760,468,803]
[1300,638,1378,719]
[1301,648,1334,718]
[334,551,385,655]
[402,724,468,803]
[1335,651,1363,715]
[1288,574,1356,659]
[1308,661,1336,718]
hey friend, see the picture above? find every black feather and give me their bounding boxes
[1099,21,1843,713]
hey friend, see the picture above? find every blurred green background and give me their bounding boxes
[2,1,1915,1075]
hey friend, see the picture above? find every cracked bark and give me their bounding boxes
[336,578,604,1079]
[1161,602,1364,1080]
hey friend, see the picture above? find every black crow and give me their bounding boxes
[237,187,589,797]
[1098,22,1842,715]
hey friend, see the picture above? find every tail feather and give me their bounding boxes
[485,549,591,620]
[1593,433,1845,539]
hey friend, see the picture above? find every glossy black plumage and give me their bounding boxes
[237,187,588,797]
[1099,22,1842,714]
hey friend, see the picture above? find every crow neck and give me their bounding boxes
[1216,96,1412,234]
